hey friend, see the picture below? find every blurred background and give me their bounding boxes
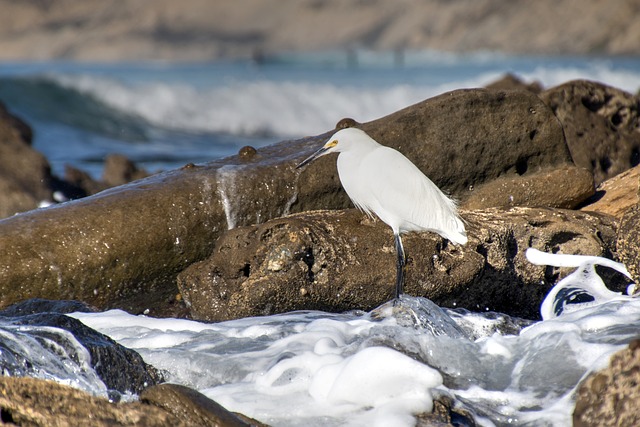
[0,0,639,178]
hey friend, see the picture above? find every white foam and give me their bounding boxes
[57,56,640,139]
[50,74,437,138]
[68,285,640,426]
[526,248,634,320]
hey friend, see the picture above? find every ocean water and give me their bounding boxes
[0,50,639,178]
[2,51,640,425]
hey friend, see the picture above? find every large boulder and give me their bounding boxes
[178,207,617,321]
[540,80,640,186]
[0,88,586,315]
[0,377,188,427]
[462,164,593,210]
[0,376,258,427]
[0,101,54,217]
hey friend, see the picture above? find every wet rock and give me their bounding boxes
[573,339,640,427]
[0,376,188,427]
[141,383,262,427]
[0,100,54,217]
[0,299,163,396]
[485,73,543,93]
[178,207,617,321]
[581,163,640,219]
[0,298,97,316]
[540,80,640,185]
[0,88,577,315]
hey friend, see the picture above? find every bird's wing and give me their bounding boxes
[360,146,465,241]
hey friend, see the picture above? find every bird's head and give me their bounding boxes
[296,127,369,168]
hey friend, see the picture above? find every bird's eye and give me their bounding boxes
[327,140,338,148]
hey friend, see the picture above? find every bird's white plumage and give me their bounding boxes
[296,127,467,299]
[328,128,467,244]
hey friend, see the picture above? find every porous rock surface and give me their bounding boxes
[178,207,617,321]
[573,339,640,427]
[540,79,640,186]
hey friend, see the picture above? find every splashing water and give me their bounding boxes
[68,249,638,427]
[0,323,107,396]
[526,248,635,320]
[0,250,635,426]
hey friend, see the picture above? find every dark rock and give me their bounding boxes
[0,299,162,396]
[102,153,150,187]
[416,394,477,426]
[0,376,189,427]
[0,100,54,217]
[0,88,577,315]
[178,207,617,321]
[573,339,640,427]
[238,145,257,160]
[485,73,543,93]
[64,164,110,197]
[540,80,640,185]
[335,117,359,129]
[0,298,97,316]
[141,383,263,427]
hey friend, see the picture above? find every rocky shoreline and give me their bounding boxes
[1,75,640,424]
[0,0,639,61]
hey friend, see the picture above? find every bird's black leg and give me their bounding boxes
[394,233,406,301]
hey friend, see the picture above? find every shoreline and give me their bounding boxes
[0,0,638,62]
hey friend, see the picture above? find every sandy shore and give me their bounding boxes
[0,0,638,61]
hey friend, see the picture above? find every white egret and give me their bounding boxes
[297,127,467,300]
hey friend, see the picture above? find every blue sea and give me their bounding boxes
[1,50,639,178]
[2,51,640,426]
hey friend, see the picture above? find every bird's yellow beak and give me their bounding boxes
[296,140,337,169]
